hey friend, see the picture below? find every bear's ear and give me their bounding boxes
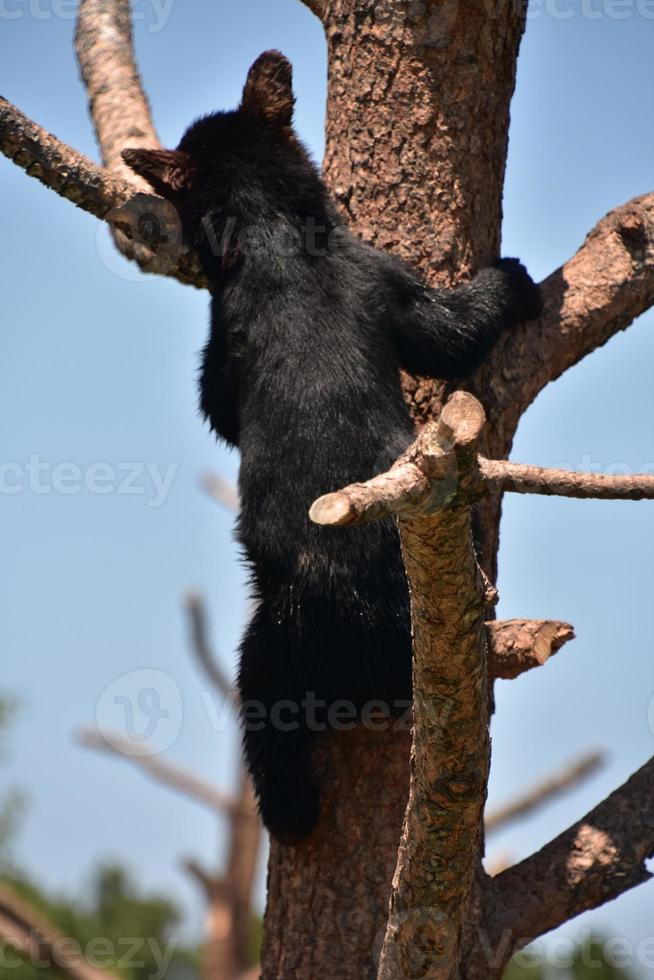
[240,50,295,128]
[121,148,196,198]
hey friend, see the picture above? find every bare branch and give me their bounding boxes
[479,457,654,501]
[311,432,654,529]
[486,619,575,681]
[483,193,654,429]
[310,457,431,526]
[0,885,113,980]
[486,751,605,833]
[489,754,654,963]
[182,858,223,898]
[312,393,485,527]
[0,97,132,219]
[75,0,159,187]
[0,98,206,288]
[201,473,241,514]
[76,727,236,814]
[183,592,238,703]
[378,392,490,980]
[183,772,262,978]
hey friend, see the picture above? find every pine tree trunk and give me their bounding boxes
[262,3,528,976]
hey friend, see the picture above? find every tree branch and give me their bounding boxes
[75,0,159,187]
[182,858,224,898]
[485,751,605,833]
[310,441,654,529]
[0,98,206,288]
[482,193,654,429]
[377,392,490,980]
[183,774,261,978]
[486,619,575,681]
[310,394,484,528]
[201,473,241,513]
[479,457,654,501]
[488,754,654,965]
[0,885,114,980]
[183,592,238,704]
[76,728,236,814]
[0,97,132,219]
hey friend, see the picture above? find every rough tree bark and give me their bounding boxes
[264,3,527,975]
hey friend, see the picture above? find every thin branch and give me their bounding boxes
[310,395,484,528]
[0,885,114,980]
[311,443,654,529]
[0,97,132,219]
[378,392,490,980]
[488,753,654,965]
[183,592,238,704]
[479,457,654,501]
[486,619,575,681]
[76,728,236,814]
[182,859,224,898]
[485,751,605,833]
[0,98,206,288]
[201,473,241,514]
[75,0,159,187]
[183,773,262,978]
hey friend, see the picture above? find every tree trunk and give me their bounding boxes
[262,2,527,976]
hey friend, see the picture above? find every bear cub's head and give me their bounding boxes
[122,51,320,268]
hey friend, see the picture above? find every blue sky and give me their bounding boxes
[2,0,654,969]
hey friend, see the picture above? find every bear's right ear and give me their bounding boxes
[122,148,196,198]
[240,50,295,129]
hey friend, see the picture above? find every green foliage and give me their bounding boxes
[0,693,26,874]
[0,692,198,978]
[0,864,200,979]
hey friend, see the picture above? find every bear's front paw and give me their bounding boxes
[495,257,543,324]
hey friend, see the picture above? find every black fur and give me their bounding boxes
[124,51,542,843]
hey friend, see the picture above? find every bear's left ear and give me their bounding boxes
[122,148,196,198]
[240,50,295,128]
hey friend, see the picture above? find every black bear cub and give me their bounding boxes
[124,51,541,843]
